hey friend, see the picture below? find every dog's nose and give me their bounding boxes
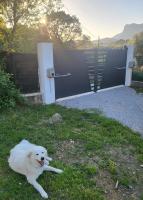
[41,157,44,161]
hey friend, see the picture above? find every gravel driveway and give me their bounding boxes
[57,87,143,136]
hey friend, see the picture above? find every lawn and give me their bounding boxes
[0,104,143,200]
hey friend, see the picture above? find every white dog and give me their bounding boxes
[8,140,63,199]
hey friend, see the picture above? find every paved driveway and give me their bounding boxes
[57,87,143,136]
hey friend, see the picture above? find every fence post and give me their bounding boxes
[125,45,134,86]
[37,43,55,104]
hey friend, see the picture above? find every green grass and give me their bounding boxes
[0,104,143,200]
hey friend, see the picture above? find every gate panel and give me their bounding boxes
[54,48,91,99]
[6,53,39,94]
[54,46,127,99]
[103,48,127,88]
[94,47,127,90]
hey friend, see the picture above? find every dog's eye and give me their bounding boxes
[42,152,44,154]
[36,153,39,155]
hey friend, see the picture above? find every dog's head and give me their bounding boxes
[27,146,52,167]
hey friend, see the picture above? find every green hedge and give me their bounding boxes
[0,69,24,110]
[132,71,143,82]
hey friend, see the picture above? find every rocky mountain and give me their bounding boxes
[113,23,143,40]
[93,23,143,47]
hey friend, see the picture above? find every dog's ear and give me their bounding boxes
[27,152,32,158]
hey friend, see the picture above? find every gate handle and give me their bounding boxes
[54,73,71,78]
[116,67,126,70]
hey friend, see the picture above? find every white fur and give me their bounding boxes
[8,140,63,199]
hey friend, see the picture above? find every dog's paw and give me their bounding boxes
[56,169,63,174]
[46,157,52,161]
[41,191,48,199]
[48,157,52,161]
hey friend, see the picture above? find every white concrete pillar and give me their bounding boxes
[37,43,55,104]
[125,45,134,86]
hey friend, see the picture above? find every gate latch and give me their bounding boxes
[47,69,71,78]
[47,68,55,78]
[128,61,136,68]
[54,73,71,78]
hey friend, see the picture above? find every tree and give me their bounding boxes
[0,0,65,50]
[43,0,63,14]
[13,24,39,53]
[135,32,143,55]
[110,39,127,48]
[0,0,90,51]
[0,17,9,50]
[134,32,143,67]
[40,10,82,45]
[0,0,44,49]
[73,35,94,49]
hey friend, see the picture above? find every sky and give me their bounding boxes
[63,0,143,40]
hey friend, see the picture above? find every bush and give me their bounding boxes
[0,69,23,110]
[132,71,143,82]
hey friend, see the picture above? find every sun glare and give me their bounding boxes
[40,17,47,25]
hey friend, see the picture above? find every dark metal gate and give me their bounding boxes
[54,48,91,99]
[6,53,39,93]
[54,46,127,99]
[85,47,127,91]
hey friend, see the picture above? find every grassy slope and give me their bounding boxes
[0,105,143,200]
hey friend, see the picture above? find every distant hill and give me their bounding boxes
[113,23,143,40]
[94,23,143,47]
